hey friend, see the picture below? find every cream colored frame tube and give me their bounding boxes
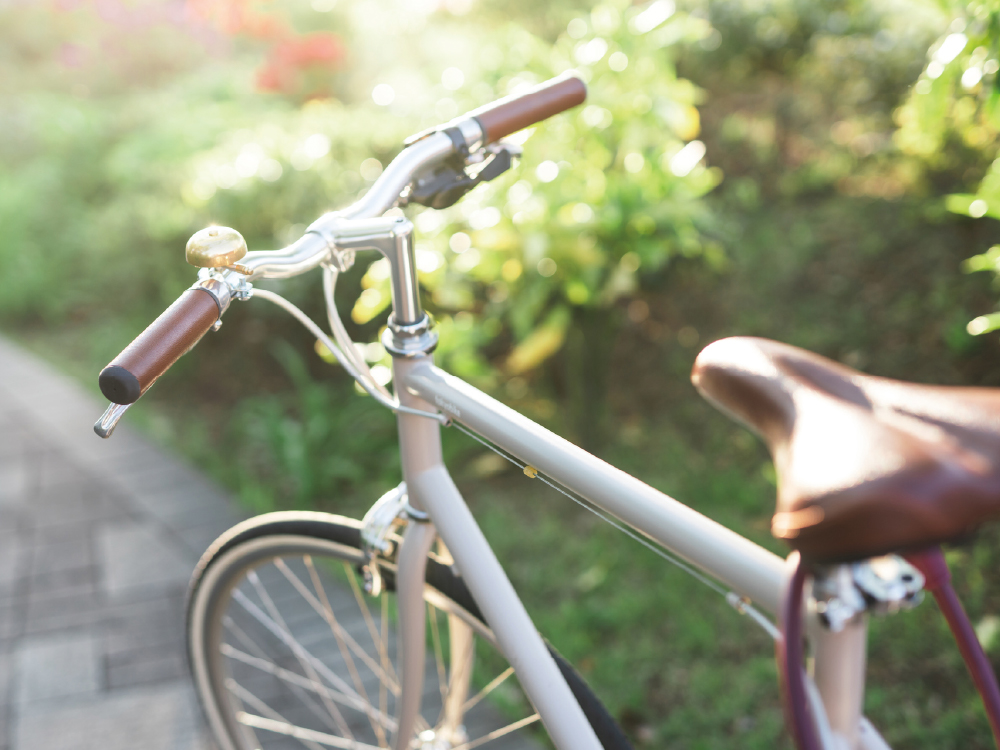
[392,357,605,750]
[398,358,873,749]
[404,361,787,614]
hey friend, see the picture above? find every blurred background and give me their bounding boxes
[3,0,1000,745]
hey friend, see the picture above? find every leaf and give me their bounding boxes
[962,245,1000,274]
[504,305,571,375]
[946,193,1000,220]
[314,338,338,364]
[967,312,1000,335]
[976,614,1000,653]
[945,193,979,216]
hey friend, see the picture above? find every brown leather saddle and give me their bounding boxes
[692,337,1000,562]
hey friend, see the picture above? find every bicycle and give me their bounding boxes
[92,73,1000,750]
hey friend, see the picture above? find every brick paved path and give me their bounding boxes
[0,336,239,750]
[0,336,540,750]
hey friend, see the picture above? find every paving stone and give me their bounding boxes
[29,484,131,531]
[109,456,206,491]
[127,478,236,528]
[23,586,103,635]
[28,536,92,577]
[0,336,531,750]
[174,520,238,559]
[0,602,18,644]
[14,631,100,704]
[102,596,185,658]
[0,504,20,528]
[106,648,188,689]
[0,421,33,463]
[25,565,96,599]
[14,681,202,750]
[0,651,11,708]
[15,447,85,494]
[0,535,26,598]
[0,462,26,509]
[61,426,165,476]
[97,522,194,598]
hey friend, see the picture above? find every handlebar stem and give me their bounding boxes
[312,215,425,327]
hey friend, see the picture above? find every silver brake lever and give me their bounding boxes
[94,402,131,439]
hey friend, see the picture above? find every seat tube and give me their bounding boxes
[810,611,868,748]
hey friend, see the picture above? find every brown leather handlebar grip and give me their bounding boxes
[99,288,221,404]
[468,73,587,144]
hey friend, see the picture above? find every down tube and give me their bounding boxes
[393,356,605,750]
[404,362,787,616]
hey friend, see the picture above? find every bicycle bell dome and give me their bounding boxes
[185,226,248,268]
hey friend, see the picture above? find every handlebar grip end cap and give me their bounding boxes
[99,365,141,405]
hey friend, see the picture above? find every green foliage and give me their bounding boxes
[682,0,941,204]
[0,0,720,386]
[895,0,1000,163]
[342,2,724,381]
[890,0,1000,332]
[227,341,399,511]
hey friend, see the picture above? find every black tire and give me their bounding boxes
[186,511,633,750]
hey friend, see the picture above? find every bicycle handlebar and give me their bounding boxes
[466,73,586,144]
[99,284,224,405]
[95,73,586,415]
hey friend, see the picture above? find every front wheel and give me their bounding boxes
[186,511,632,750]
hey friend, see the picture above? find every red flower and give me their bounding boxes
[273,33,344,68]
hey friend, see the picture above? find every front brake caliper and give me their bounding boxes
[360,483,410,596]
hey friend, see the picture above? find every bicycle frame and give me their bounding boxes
[235,132,885,750]
[94,73,958,750]
[389,353,879,750]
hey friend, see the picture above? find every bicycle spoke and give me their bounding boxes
[224,613,274,662]
[427,603,449,713]
[291,559,401,691]
[247,568,356,741]
[221,642,397,731]
[301,555,391,748]
[196,533,560,750]
[232,587,373,718]
[451,713,541,750]
[227,679,328,750]
[223,613,396,735]
[345,563,400,687]
[281,555,400,691]
[380,591,391,747]
[223,614,357,740]
[462,667,515,714]
[236,712,385,750]
[222,652,263,750]
[439,613,475,743]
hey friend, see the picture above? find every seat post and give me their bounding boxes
[810,604,868,746]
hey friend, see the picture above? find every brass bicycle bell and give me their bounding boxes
[185,226,250,273]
